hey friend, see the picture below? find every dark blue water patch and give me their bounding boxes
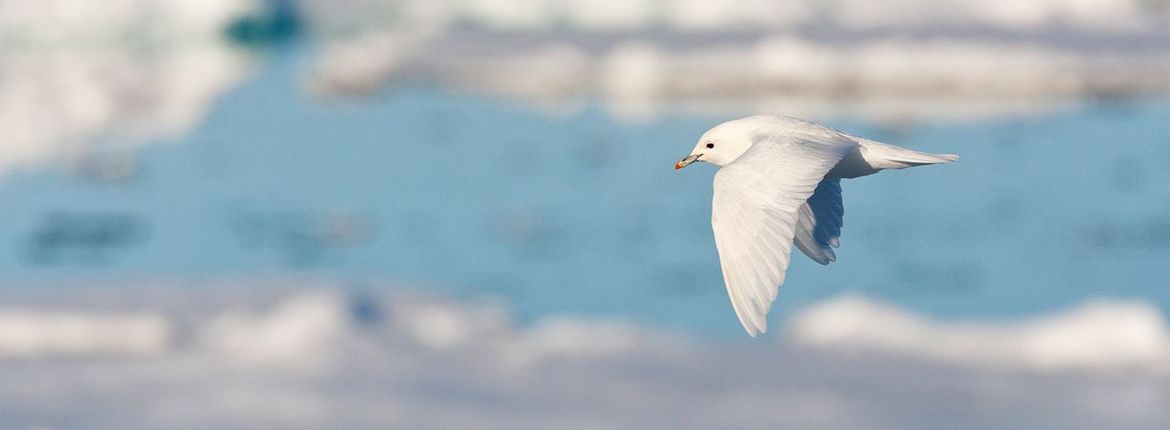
[22,211,148,267]
[224,0,303,48]
[1,53,1170,337]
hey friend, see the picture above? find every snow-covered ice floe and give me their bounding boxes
[790,295,1170,374]
[4,0,1169,177]
[0,285,1167,429]
[302,0,1170,123]
[0,0,255,177]
[0,310,171,358]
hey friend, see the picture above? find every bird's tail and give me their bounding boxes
[851,136,958,170]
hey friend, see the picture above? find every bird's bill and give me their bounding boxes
[675,154,701,170]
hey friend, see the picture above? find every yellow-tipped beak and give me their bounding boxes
[675,154,701,170]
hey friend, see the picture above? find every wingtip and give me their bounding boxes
[742,321,767,337]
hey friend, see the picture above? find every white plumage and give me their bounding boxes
[675,115,957,336]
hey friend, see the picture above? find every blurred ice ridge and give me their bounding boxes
[1,287,1168,374]
[1,286,1168,428]
[791,295,1170,374]
[0,309,171,358]
[303,0,1170,122]
[303,0,1170,32]
[0,0,255,176]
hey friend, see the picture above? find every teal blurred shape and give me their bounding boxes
[224,0,303,47]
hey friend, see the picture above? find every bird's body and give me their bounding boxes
[675,115,957,336]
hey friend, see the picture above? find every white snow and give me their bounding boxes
[0,286,1166,429]
[306,0,1169,32]
[0,0,253,177]
[790,295,1170,373]
[200,292,353,367]
[302,1,1170,123]
[4,0,1169,167]
[0,309,171,358]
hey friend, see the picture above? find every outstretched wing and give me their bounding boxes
[794,178,843,265]
[712,132,854,336]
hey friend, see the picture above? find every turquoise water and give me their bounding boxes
[3,54,1169,337]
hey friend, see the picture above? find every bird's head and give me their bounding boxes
[675,116,764,170]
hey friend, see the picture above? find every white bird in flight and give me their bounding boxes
[675,115,958,336]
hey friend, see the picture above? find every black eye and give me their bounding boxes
[705,143,715,149]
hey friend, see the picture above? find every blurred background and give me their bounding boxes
[2,0,1170,428]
